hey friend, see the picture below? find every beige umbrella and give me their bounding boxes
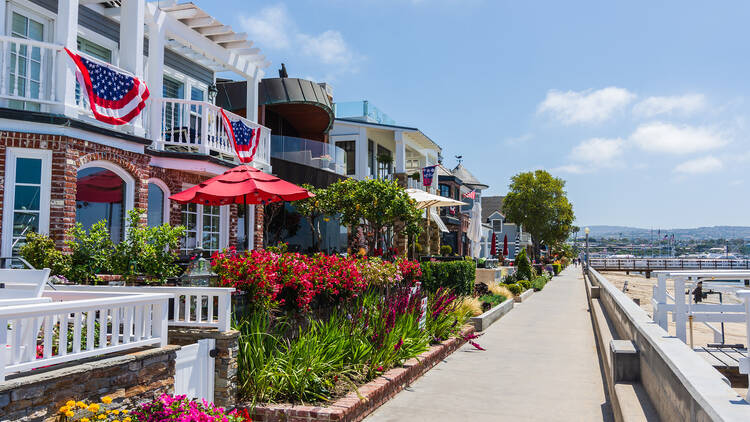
[405,188,465,256]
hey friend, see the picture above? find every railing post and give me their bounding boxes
[153,299,169,347]
[200,103,210,154]
[736,290,750,401]
[675,276,687,343]
[0,318,7,382]
[655,273,668,330]
[217,293,230,332]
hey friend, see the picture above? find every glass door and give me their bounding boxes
[7,11,46,111]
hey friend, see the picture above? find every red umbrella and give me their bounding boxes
[76,169,124,203]
[490,232,497,256]
[503,234,509,257]
[169,164,313,249]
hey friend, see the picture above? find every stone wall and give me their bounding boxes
[0,345,179,422]
[167,327,240,407]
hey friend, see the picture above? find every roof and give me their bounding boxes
[452,163,488,190]
[481,196,505,221]
[334,118,441,151]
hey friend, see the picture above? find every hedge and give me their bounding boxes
[420,260,475,295]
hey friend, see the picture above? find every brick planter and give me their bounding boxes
[244,326,475,422]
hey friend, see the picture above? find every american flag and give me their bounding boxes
[463,190,476,199]
[220,109,259,163]
[65,48,149,125]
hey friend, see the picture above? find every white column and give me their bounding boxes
[675,276,686,343]
[0,0,6,37]
[355,126,368,180]
[120,0,145,136]
[654,273,668,330]
[246,68,259,122]
[146,11,165,145]
[54,0,79,116]
[736,290,750,400]
[394,131,405,174]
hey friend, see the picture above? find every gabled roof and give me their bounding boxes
[481,196,505,221]
[452,163,488,190]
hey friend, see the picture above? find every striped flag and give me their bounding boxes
[65,48,149,125]
[463,190,476,199]
[220,109,260,163]
[514,231,520,258]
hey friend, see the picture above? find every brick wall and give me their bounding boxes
[0,345,179,422]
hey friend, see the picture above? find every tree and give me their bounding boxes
[325,178,422,255]
[503,170,575,259]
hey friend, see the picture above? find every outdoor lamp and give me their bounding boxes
[584,227,590,235]
[208,83,218,103]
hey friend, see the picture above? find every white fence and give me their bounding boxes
[156,98,271,168]
[0,35,61,108]
[590,258,750,270]
[0,291,170,381]
[49,285,235,332]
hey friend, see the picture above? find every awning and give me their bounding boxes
[430,209,449,233]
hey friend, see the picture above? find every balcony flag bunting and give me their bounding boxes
[64,48,149,125]
[463,190,476,199]
[422,165,436,187]
[220,109,259,163]
[514,232,520,258]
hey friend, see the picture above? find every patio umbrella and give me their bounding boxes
[503,234,509,257]
[76,169,124,203]
[169,164,313,250]
[490,232,497,257]
[405,189,465,255]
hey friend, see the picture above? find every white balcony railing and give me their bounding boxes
[0,291,170,381]
[0,35,62,109]
[49,285,235,332]
[156,98,271,168]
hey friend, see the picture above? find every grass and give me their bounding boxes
[455,296,483,317]
[487,282,514,298]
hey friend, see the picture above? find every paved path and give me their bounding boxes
[366,266,613,422]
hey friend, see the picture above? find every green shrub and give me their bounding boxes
[515,248,534,281]
[502,273,517,284]
[531,276,548,291]
[420,260,475,295]
[19,232,71,276]
[551,263,562,275]
[479,293,506,308]
[114,209,185,282]
[503,283,523,296]
[66,220,117,283]
[440,245,452,256]
[518,279,532,291]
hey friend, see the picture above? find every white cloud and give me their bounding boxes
[239,5,292,49]
[551,164,588,174]
[297,30,355,67]
[239,4,361,75]
[570,137,624,165]
[674,156,723,174]
[633,94,706,118]
[630,122,728,154]
[538,87,636,124]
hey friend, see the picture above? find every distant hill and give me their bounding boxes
[574,226,750,240]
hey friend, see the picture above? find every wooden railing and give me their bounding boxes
[155,98,271,168]
[589,258,750,270]
[50,285,235,332]
[0,291,170,381]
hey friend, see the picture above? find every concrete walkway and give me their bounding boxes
[366,266,613,422]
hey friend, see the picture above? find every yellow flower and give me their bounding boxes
[112,409,120,415]
[101,396,113,404]
[81,418,90,422]
[113,420,120,422]
[65,411,75,417]
[124,418,131,422]
[122,410,129,414]
[88,403,100,412]
[59,406,69,413]
[66,400,76,407]
[77,401,87,408]
[98,415,106,420]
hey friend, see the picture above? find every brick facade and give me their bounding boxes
[0,131,264,254]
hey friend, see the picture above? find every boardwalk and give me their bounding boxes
[366,266,613,422]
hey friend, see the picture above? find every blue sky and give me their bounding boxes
[195,0,750,229]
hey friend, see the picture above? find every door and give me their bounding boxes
[173,338,215,402]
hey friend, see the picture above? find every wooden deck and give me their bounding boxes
[694,346,748,387]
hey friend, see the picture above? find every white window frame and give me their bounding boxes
[146,178,170,226]
[179,183,228,253]
[76,27,118,65]
[2,147,52,255]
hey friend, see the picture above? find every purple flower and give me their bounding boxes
[394,337,404,351]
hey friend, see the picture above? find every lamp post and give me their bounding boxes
[584,227,590,272]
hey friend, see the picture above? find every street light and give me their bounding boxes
[584,227,590,272]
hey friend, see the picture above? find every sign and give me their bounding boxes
[422,165,436,187]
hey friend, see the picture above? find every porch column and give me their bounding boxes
[119,0,145,136]
[355,126,368,180]
[54,0,79,117]
[246,68,259,122]
[146,10,166,146]
[394,131,405,174]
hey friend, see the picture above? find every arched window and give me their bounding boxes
[147,179,170,227]
[76,161,134,243]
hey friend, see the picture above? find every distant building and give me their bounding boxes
[436,163,488,257]
[481,196,533,259]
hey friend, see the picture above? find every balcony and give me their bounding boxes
[271,135,345,175]
[334,100,396,125]
[0,36,271,169]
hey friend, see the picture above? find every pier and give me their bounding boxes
[589,258,750,277]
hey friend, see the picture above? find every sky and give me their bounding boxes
[192,0,750,229]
